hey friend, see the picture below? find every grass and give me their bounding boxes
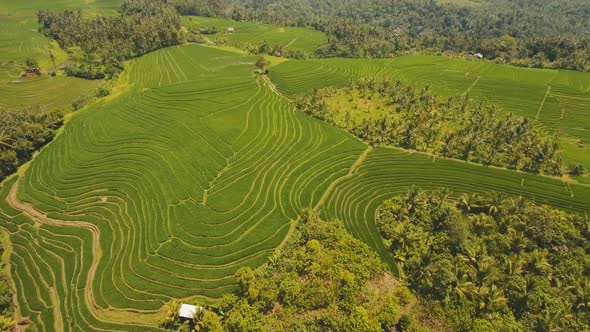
[0,44,588,331]
[270,56,590,171]
[182,16,326,54]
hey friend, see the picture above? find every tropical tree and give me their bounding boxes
[255,55,268,74]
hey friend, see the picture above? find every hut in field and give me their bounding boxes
[227,27,235,33]
[179,304,202,323]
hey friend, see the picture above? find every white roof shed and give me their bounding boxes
[179,304,202,319]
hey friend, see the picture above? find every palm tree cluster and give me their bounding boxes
[295,79,564,176]
[377,187,590,331]
[0,106,63,182]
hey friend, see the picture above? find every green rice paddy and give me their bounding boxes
[182,16,326,53]
[0,2,590,328]
[0,0,119,110]
[1,44,589,331]
[270,56,590,168]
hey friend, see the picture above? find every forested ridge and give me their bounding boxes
[172,0,590,70]
[377,188,590,331]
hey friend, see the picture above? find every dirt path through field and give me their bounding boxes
[6,180,161,327]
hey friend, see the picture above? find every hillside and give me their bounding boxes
[0,43,589,331]
[0,0,590,331]
[270,57,590,173]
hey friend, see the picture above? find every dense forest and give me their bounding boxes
[160,210,444,331]
[295,79,565,176]
[377,188,590,331]
[172,0,590,70]
[37,0,185,79]
[36,0,590,70]
[0,107,64,182]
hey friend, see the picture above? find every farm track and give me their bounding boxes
[7,180,160,328]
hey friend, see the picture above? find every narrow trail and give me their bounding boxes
[261,74,290,101]
[314,145,373,211]
[465,75,481,94]
[264,70,373,251]
[536,85,552,120]
[6,180,160,327]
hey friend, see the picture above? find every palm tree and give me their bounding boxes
[512,276,537,318]
[506,196,528,216]
[458,193,480,212]
[476,284,508,314]
[571,279,590,312]
[164,300,181,320]
[471,214,495,236]
[502,253,524,276]
[0,130,13,149]
[486,191,504,216]
[507,228,530,253]
[524,249,551,275]
[404,186,423,214]
[535,303,570,332]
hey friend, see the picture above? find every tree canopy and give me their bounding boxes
[295,79,564,176]
[173,0,590,71]
[37,0,186,79]
[377,187,590,331]
[0,106,64,183]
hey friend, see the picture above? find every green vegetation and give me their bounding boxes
[0,44,588,331]
[182,16,325,58]
[172,0,590,71]
[161,210,442,331]
[0,0,119,81]
[270,56,590,172]
[37,0,185,79]
[0,44,369,330]
[296,79,563,176]
[377,188,590,331]
[0,106,64,182]
[1,1,590,330]
[0,233,14,331]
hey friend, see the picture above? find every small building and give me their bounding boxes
[179,304,202,322]
[474,53,484,59]
[227,27,235,33]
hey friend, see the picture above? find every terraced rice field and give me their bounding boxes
[182,16,326,53]
[320,147,590,270]
[0,0,119,111]
[1,45,589,331]
[0,0,118,81]
[270,56,590,167]
[0,45,366,330]
[0,75,102,110]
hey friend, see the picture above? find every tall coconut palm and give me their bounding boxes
[164,300,181,320]
[476,284,508,314]
[524,249,551,275]
[0,130,13,149]
[458,192,480,212]
[502,253,524,276]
